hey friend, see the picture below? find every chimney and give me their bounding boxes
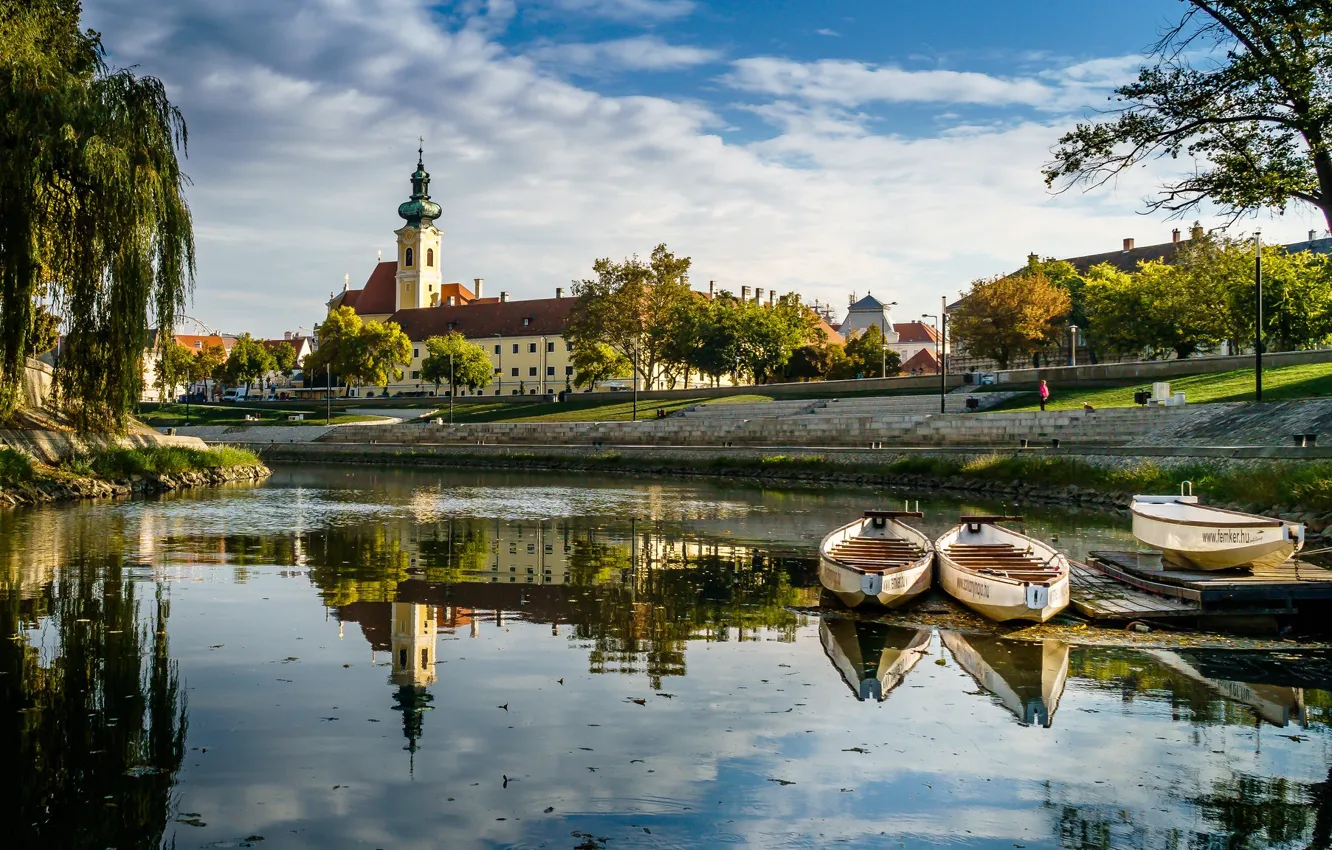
[741,285,751,301]
[1311,230,1318,243]
[768,290,775,306]
[1172,229,1181,243]
[1191,222,1205,241]
[343,273,349,292]
[284,331,292,340]
[755,287,764,303]
[849,293,856,306]
[1122,237,1135,251]
[708,280,716,298]
[377,250,382,263]
[500,291,509,303]
[474,278,484,299]
[556,287,564,299]
[1027,252,1039,265]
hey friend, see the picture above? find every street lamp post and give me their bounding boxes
[494,333,503,397]
[1069,325,1079,368]
[1255,231,1264,402]
[449,351,455,425]
[922,312,942,412]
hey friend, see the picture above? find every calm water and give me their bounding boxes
[2,467,1329,849]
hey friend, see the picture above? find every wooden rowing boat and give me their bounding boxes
[941,632,1070,727]
[1131,487,1304,571]
[935,516,1070,623]
[819,618,931,701]
[818,510,933,609]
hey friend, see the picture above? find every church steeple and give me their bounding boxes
[398,140,442,226]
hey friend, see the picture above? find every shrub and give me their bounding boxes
[0,447,33,486]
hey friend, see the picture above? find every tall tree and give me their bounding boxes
[0,0,194,428]
[222,333,274,392]
[269,341,297,375]
[192,342,226,396]
[356,320,412,394]
[733,294,818,384]
[951,271,1072,369]
[831,324,900,379]
[1046,1,1332,230]
[155,340,196,401]
[306,306,364,387]
[420,332,492,395]
[570,341,631,390]
[567,244,694,391]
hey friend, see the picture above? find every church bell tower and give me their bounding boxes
[395,143,444,311]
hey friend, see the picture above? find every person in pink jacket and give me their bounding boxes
[1039,379,1050,411]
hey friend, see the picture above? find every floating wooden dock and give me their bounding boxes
[1077,550,1332,625]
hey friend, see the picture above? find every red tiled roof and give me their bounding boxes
[173,334,233,352]
[894,322,940,344]
[389,298,577,339]
[815,316,844,346]
[352,261,399,315]
[901,348,939,373]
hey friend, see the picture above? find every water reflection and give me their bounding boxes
[0,468,1330,849]
[942,632,1070,727]
[819,618,931,701]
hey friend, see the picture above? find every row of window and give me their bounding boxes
[403,247,434,268]
[410,366,572,379]
[412,342,572,360]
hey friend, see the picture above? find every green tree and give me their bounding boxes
[830,324,899,379]
[784,342,836,381]
[28,304,58,357]
[951,271,1072,369]
[223,333,275,392]
[1083,260,1227,360]
[1046,1,1332,231]
[193,342,226,396]
[571,341,632,390]
[356,320,412,394]
[269,341,297,375]
[155,340,195,401]
[567,244,695,391]
[306,306,364,386]
[733,294,816,384]
[420,332,491,395]
[0,0,194,428]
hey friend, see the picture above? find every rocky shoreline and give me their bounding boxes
[0,463,271,508]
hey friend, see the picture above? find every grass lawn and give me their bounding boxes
[989,361,1332,412]
[138,403,389,427]
[413,393,778,423]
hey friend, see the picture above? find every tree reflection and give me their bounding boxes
[0,558,186,849]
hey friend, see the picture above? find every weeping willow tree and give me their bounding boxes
[0,0,194,430]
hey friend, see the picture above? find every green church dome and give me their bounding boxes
[398,145,442,226]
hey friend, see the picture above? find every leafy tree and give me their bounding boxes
[571,341,631,390]
[733,295,817,384]
[0,0,194,428]
[306,306,364,386]
[194,343,226,396]
[951,271,1072,369]
[156,341,196,401]
[1083,259,1226,360]
[567,244,695,391]
[269,341,297,375]
[28,304,58,357]
[830,324,899,379]
[223,333,275,391]
[356,320,412,394]
[421,332,492,395]
[1046,1,1332,230]
[785,343,835,381]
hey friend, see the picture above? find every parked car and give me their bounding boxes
[177,393,207,404]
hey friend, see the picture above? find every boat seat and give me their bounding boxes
[831,538,925,570]
[945,542,1058,576]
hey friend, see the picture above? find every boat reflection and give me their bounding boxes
[1149,649,1308,727]
[941,632,1070,727]
[819,618,931,701]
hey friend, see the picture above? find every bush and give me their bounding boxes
[0,447,33,486]
[64,444,261,480]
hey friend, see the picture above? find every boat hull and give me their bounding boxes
[934,522,1071,623]
[1131,500,1302,571]
[819,557,933,609]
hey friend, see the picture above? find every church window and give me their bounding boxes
[405,247,414,267]
[426,248,434,267]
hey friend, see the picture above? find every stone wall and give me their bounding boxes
[0,428,209,464]
[22,358,53,409]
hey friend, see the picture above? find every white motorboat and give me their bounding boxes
[818,510,933,609]
[941,632,1070,727]
[935,516,1070,623]
[819,618,931,701]
[1131,484,1304,571]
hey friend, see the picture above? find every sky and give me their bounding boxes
[84,0,1329,337]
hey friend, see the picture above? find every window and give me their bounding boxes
[413,348,419,359]
[528,343,537,353]
[528,367,537,377]
[565,365,574,376]
[420,648,429,670]
[546,366,555,377]
[404,247,414,268]
[512,343,519,354]
[511,367,519,377]
[494,367,502,375]
[411,370,419,379]
[523,317,531,327]
[546,341,555,353]
[426,248,434,267]
[494,344,501,354]
[565,342,573,352]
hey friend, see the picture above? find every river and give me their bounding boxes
[1,466,1328,849]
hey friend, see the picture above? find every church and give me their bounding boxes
[328,148,577,396]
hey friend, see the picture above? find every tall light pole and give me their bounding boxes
[449,351,455,424]
[493,333,503,397]
[1069,325,1079,368]
[923,312,942,412]
[1255,231,1264,402]
[632,340,639,421]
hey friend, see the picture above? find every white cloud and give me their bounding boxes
[815,28,839,37]
[544,0,695,21]
[531,36,722,72]
[725,57,1056,107]
[80,0,1322,338]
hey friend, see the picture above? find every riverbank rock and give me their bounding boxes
[0,463,270,508]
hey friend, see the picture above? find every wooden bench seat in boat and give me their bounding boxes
[830,539,925,570]
[943,543,1061,578]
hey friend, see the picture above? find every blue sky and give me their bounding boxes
[84,0,1323,336]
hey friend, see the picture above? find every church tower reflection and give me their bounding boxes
[389,602,437,758]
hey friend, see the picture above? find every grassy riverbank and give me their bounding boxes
[138,403,387,428]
